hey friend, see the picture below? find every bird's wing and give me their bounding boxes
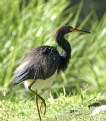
[13,70,29,84]
[13,47,42,84]
[13,46,59,84]
[13,61,42,85]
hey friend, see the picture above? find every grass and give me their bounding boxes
[0,93,106,121]
[0,0,106,120]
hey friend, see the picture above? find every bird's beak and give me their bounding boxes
[70,28,90,34]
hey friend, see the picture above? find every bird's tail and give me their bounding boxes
[13,71,29,85]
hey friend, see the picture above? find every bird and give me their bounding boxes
[13,25,90,121]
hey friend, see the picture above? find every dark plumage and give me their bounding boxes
[13,46,60,84]
[13,26,72,86]
[13,25,90,121]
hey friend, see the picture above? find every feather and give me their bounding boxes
[13,71,29,84]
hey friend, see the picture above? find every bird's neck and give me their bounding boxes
[55,32,71,71]
[56,32,71,59]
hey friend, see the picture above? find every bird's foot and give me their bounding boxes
[40,100,46,115]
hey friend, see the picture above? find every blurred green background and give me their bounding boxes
[0,0,106,100]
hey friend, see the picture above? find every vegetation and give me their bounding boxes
[1,94,106,121]
[0,0,106,120]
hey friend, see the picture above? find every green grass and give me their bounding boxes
[0,93,106,121]
[0,0,106,120]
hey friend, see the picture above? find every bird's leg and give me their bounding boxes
[39,95,46,115]
[28,81,46,120]
[36,94,42,121]
[40,101,45,114]
[28,82,42,121]
[33,91,46,115]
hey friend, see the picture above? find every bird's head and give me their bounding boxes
[57,25,90,35]
[55,25,90,43]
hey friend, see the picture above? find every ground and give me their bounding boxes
[0,93,106,121]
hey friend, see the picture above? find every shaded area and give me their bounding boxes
[71,0,106,19]
[88,99,106,108]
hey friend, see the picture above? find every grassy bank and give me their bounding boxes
[0,93,106,121]
[0,0,106,120]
